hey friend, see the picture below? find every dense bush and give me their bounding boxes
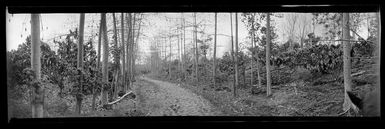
[272,37,376,74]
[272,44,342,74]
[7,29,112,117]
[7,36,56,88]
[51,29,103,98]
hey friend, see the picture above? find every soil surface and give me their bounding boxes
[133,77,222,116]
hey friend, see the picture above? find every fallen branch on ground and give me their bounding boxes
[351,71,366,77]
[107,91,135,105]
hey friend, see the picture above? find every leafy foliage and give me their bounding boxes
[53,29,102,97]
[274,44,343,74]
[313,13,343,40]
[8,29,104,101]
[271,38,375,74]
[8,36,56,92]
[217,52,234,77]
[313,13,366,40]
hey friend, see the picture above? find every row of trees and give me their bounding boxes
[16,12,378,117]
[148,13,275,97]
[24,13,144,117]
[148,12,379,113]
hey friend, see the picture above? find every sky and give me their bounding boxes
[6,11,101,51]
[6,12,256,62]
[6,10,373,64]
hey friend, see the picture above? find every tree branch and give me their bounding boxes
[107,90,135,105]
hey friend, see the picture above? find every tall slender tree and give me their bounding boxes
[75,13,85,114]
[178,15,182,80]
[183,15,186,81]
[253,37,262,88]
[121,13,126,92]
[266,13,272,97]
[230,13,236,97]
[164,37,166,68]
[130,13,136,85]
[285,13,298,51]
[374,12,380,115]
[234,13,239,97]
[310,15,315,47]
[92,14,103,111]
[169,35,172,79]
[213,12,218,88]
[178,20,181,81]
[126,13,132,90]
[250,18,254,87]
[194,13,199,82]
[31,14,44,118]
[97,15,103,69]
[101,13,109,105]
[112,13,119,99]
[342,13,353,112]
[134,14,142,81]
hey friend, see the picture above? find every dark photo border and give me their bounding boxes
[3,0,384,128]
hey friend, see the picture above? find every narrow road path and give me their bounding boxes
[134,76,221,116]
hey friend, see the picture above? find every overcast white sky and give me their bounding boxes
[6,10,372,63]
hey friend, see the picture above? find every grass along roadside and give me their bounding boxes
[146,71,373,116]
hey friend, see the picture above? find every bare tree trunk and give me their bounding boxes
[92,14,103,111]
[134,14,142,82]
[183,16,186,81]
[310,16,315,48]
[75,13,85,114]
[252,39,262,88]
[31,14,44,118]
[97,14,103,69]
[243,67,246,87]
[130,13,136,85]
[313,19,315,43]
[121,13,126,92]
[194,13,199,82]
[374,12,380,115]
[213,13,217,88]
[342,13,353,111]
[251,39,262,88]
[266,13,272,97]
[101,13,109,105]
[300,23,306,49]
[164,37,166,70]
[160,37,162,68]
[169,36,172,79]
[230,13,236,97]
[250,18,254,87]
[112,13,119,99]
[180,13,184,80]
[287,14,298,51]
[256,46,262,88]
[178,21,181,81]
[234,13,239,97]
[126,13,132,90]
[155,39,159,72]
[157,40,160,71]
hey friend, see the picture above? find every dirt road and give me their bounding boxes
[133,77,221,116]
